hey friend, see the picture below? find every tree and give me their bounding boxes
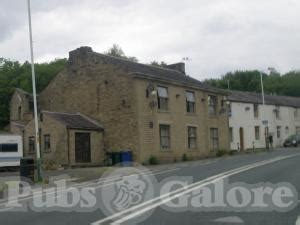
[150,61,167,67]
[204,70,300,97]
[0,58,67,129]
[104,44,138,62]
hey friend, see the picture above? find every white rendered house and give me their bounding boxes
[228,91,300,151]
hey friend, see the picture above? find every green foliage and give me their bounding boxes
[216,149,228,157]
[204,70,300,97]
[104,44,138,63]
[150,61,167,67]
[0,58,67,129]
[148,155,159,165]
[182,153,188,162]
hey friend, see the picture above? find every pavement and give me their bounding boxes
[0,147,300,224]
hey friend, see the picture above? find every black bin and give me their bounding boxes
[20,158,35,182]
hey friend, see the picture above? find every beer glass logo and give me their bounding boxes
[99,165,157,222]
[112,174,147,210]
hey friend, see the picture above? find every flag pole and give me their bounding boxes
[27,0,43,182]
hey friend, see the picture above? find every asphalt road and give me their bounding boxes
[1,148,300,225]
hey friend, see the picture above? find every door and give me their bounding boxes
[239,127,244,151]
[75,132,91,163]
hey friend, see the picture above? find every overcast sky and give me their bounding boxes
[1,0,300,79]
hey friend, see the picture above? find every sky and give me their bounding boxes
[1,0,300,80]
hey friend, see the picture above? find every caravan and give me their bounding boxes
[0,134,23,168]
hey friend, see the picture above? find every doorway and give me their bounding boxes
[239,127,244,151]
[75,132,91,163]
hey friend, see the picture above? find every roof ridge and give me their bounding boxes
[91,51,185,75]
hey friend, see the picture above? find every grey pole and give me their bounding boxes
[27,0,43,182]
[260,72,265,105]
[260,71,269,150]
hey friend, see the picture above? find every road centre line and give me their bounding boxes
[91,153,300,225]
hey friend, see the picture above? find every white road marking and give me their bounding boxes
[0,167,179,209]
[214,216,244,224]
[91,153,300,225]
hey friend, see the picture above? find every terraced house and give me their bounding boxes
[10,47,230,167]
[228,91,300,151]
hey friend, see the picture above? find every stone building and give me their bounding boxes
[10,46,230,167]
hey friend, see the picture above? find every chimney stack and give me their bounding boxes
[166,62,185,74]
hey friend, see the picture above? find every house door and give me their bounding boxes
[75,132,91,163]
[239,127,244,151]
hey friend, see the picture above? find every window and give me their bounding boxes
[188,127,197,149]
[186,91,195,113]
[229,127,233,142]
[18,106,22,120]
[254,104,259,118]
[0,144,18,152]
[208,95,218,115]
[255,126,260,140]
[160,125,170,150]
[285,126,289,135]
[227,103,232,117]
[210,128,219,151]
[275,106,280,120]
[29,136,35,153]
[296,127,300,135]
[277,126,281,138]
[157,86,168,111]
[44,135,51,152]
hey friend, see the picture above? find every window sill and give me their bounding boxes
[185,113,197,116]
[157,110,170,114]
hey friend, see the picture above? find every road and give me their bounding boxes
[1,148,300,225]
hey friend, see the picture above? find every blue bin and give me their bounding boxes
[120,151,133,166]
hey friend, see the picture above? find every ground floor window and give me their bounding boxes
[188,126,197,149]
[160,124,170,150]
[297,127,300,135]
[277,126,281,138]
[29,136,35,153]
[229,127,233,142]
[210,128,219,151]
[255,126,260,140]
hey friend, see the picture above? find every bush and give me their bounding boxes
[182,154,188,161]
[148,155,159,165]
[216,150,228,157]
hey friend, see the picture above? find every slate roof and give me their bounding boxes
[229,90,300,108]
[42,111,103,131]
[69,47,227,95]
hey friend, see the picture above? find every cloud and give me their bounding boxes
[0,0,300,79]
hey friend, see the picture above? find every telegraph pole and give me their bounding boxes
[27,0,43,182]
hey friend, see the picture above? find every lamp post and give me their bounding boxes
[27,0,43,182]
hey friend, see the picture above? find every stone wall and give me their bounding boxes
[38,48,140,161]
[134,78,230,163]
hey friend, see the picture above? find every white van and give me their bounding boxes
[0,134,23,167]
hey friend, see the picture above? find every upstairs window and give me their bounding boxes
[254,104,259,118]
[188,127,197,149]
[157,86,168,111]
[186,91,195,113]
[18,106,22,120]
[44,134,51,152]
[275,106,280,120]
[160,125,170,150]
[208,95,218,116]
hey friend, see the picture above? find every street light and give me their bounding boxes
[27,0,43,182]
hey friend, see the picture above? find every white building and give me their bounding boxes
[228,91,300,151]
